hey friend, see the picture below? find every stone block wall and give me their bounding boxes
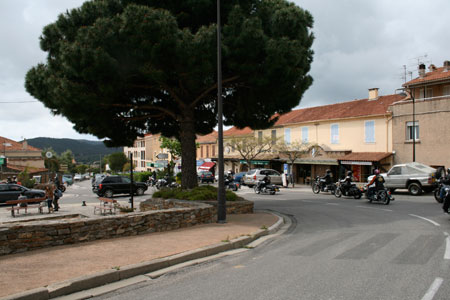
[0,201,215,256]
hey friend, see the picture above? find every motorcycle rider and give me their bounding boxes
[258,173,271,192]
[366,169,385,199]
[320,169,333,191]
[441,168,450,214]
[341,171,353,195]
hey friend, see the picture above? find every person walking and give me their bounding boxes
[45,185,54,213]
[53,184,62,211]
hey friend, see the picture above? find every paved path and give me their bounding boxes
[0,212,277,298]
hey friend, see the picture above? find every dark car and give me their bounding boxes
[93,176,147,198]
[0,183,45,204]
[198,171,214,183]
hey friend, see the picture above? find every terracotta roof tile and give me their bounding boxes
[274,94,403,125]
[404,67,450,86]
[0,137,41,152]
[196,131,218,143]
[223,127,253,137]
[339,152,392,162]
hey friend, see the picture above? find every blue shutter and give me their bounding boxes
[365,121,375,143]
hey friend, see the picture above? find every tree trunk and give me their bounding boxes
[290,162,295,188]
[179,111,198,189]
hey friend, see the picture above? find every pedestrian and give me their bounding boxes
[53,184,62,211]
[45,185,54,213]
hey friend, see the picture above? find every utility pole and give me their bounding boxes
[216,0,226,223]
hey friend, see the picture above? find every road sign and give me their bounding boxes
[0,157,4,165]
[46,151,53,159]
[156,153,168,159]
[60,164,68,171]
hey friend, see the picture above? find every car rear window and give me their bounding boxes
[246,170,257,175]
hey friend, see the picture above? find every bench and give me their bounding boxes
[5,197,47,217]
[94,197,117,215]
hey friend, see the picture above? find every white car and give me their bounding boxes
[73,174,82,181]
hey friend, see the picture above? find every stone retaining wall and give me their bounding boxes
[200,199,254,215]
[0,201,215,256]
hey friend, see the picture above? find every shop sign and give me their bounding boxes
[341,161,372,166]
[239,160,269,165]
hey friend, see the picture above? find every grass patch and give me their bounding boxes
[152,185,238,201]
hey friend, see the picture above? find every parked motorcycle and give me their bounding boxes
[57,183,66,193]
[312,176,336,194]
[146,177,157,187]
[254,180,280,195]
[363,186,394,205]
[334,181,363,199]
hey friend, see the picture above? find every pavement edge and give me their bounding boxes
[1,210,290,300]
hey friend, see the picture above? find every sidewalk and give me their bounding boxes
[0,212,280,299]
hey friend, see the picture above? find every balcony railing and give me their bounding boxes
[416,94,450,101]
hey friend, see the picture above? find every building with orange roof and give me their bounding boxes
[389,60,450,168]
[0,136,47,180]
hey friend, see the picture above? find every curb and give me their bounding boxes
[1,211,290,300]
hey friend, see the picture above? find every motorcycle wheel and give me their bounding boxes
[254,186,260,194]
[312,183,320,194]
[434,189,443,203]
[60,185,66,192]
[334,188,342,198]
[354,192,362,199]
[270,190,276,195]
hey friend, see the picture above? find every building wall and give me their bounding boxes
[5,151,45,169]
[390,97,450,168]
[259,115,392,153]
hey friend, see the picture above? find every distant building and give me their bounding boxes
[0,136,47,180]
[390,60,450,168]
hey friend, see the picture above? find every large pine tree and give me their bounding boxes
[25,0,314,188]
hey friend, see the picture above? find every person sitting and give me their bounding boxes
[341,171,353,195]
[320,169,333,190]
[258,173,271,191]
[367,169,384,198]
[440,168,450,214]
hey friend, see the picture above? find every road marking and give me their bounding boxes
[421,277,443,300]
[409,214,440,227]
[444,232,450,260]
[325,203,339,206]
[356,205,393,212]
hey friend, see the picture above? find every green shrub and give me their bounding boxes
[152,185,237,201]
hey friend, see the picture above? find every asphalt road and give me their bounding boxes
[61,179,153,205]
[92,186,450,300]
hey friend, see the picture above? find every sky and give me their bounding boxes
[1,0,449,142]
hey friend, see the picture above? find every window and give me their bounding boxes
[206,146,209,157]
[406,121,419,141]
[331,124,339,144]
[141,151,145,160]
[284,128,291,144]
[365,121,375,143]
[301,127,309,143]
[212,145,215,157]
[271,130,277,145]
[443,85,450,96]
[258,131,263,143]
[419,88,433,99]
[201,146,204,157]
[388,166,402,175]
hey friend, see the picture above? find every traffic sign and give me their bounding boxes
[46,151,53,159]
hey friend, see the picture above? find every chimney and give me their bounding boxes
[444,60,450,72]
[22,139,28,150]
[428,64,437,72]
[368,88,379,101]
[418,63,426,78]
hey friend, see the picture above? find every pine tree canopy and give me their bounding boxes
[25,0,314,188]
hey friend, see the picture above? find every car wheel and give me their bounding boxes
[104,189,114,198]
[408,182,422,196]
[136,187,145,196]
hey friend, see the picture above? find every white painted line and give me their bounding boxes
[356,206,393,212]
[421,277,443,300]
[409,214,440,227]
[444,232,450,260]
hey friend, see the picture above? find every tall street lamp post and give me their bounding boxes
[216,0,226,223]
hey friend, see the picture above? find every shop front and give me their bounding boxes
[338,152,393,182]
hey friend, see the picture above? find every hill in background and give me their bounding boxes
[26,137,123,164]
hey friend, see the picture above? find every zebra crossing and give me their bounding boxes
[290,231,445,265]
